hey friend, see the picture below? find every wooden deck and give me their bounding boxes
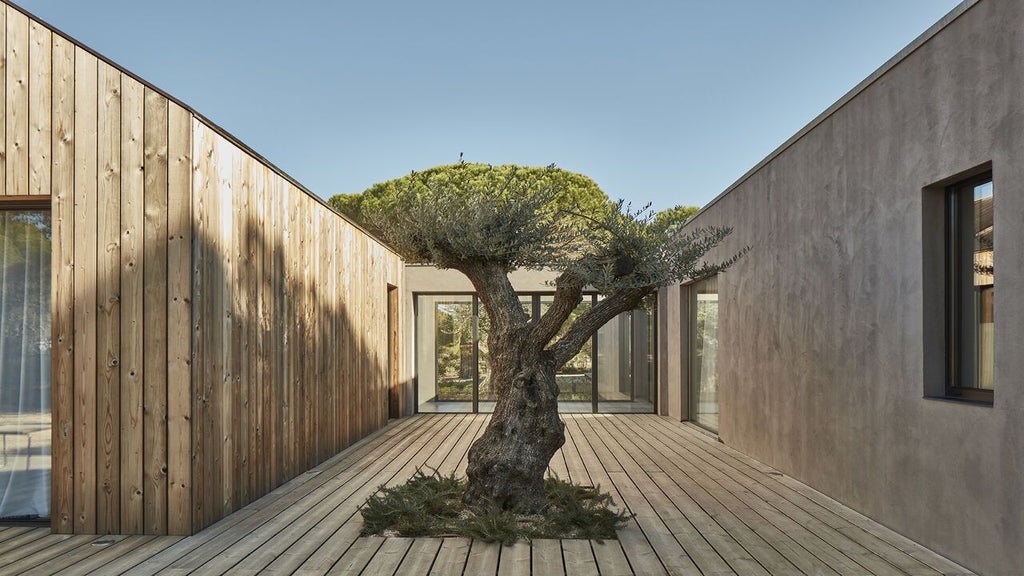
[0,414,974,575]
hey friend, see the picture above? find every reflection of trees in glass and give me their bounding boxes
[434,302,473,400]
[1,210,52,413]
[541,299,592,401]
[694,298,718,387]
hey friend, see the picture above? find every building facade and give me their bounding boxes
[0,1,406,535]
[659,0,1022,573]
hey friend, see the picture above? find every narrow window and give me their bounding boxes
[0,202,52,522]
[946,173,994,403]
[689,275,719,431]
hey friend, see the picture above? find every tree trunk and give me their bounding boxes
[463,348,564,512]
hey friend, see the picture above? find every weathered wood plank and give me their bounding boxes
[0,534,99,574]
[463,540,500,576]
[326,537,384,576]
[622,417,874,575]
[166,102,192,535]
[562,417,665,576]
[591,417,741,576]
[497,541,531,576]
[561,539,597,576]
[118,74,145,535]
[0,7,6,195]
[429,537,471,576]
[142,86,169,535]
[531,539,565,576]
[354,537,413,576]
[190,119,214,532]
[96,60,122,535]
[134,416,431,575]
[46,535,159,576]
[21,534,129,576]
[50,31,75,534]
[396,537,443,576]
[72,46,99,535]
[214,132,234,523]
[243,154,258,503]
[640,416,941,576]
[0,527,50,557]
[11,415,978,575]
[5,8,28,196]
[229,143,245,515]
[81,534,181,575]
[204,415,461,575]
[254,163,268,498]
[27,19,50,196]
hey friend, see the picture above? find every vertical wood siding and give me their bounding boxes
[189,122,403,532]
[0,4,192,535]
[4,1,406,536]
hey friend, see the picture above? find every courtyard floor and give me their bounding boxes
[0,413,974,575]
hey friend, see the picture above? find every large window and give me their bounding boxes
[946,173,994,403]
[0,206,52,521]
[415,293,655,414]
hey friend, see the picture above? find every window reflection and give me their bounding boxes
[690,275,719,432]
[0,209,52,521]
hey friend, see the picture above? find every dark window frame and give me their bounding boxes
[0,195,51,210]
[944,171,994,404]
[0,197,53,525]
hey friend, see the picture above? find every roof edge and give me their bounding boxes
[2,0,399,257]
[685,0,982,224]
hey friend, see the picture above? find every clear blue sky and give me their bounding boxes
[18,0,962,211]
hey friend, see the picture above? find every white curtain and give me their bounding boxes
[0,209,51,521]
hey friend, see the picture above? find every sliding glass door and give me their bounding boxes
[0,208,52,521]
[415,292,655,414]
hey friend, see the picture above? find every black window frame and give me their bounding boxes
[944,171,994,404]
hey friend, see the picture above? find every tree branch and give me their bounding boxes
[549,286,648,368]
[454,261,530,339]
[527,264,589,351]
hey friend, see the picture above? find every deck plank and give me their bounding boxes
[530,539,564,576]
[360,536,412,575]
[5,414,976,576]
[463,540,501,576]
[589,417,738,576]
[561,539,597,576]
[200,415,459,574]
[258,417,470,576]
[429,537,472,576]
[497,541,531,576]
[637,416,953,576]
[619,417,905,576]
[563,416,667,576]
[324,536,384,575]
[395,537,444,575]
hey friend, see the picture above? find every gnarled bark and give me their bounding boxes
[459,264,651,512]
[463,353,564,511]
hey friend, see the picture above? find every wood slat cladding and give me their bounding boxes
[189,122,403,532]
[1,0,406,536]
[40,23,193,534]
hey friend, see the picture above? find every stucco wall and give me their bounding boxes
[662,0,1023,573]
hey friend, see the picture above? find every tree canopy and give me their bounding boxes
[350,160,742,512]
[330,163,613,239]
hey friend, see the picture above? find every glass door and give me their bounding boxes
[0,208,52,521]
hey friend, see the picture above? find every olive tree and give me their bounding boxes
[366,162,741,512]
